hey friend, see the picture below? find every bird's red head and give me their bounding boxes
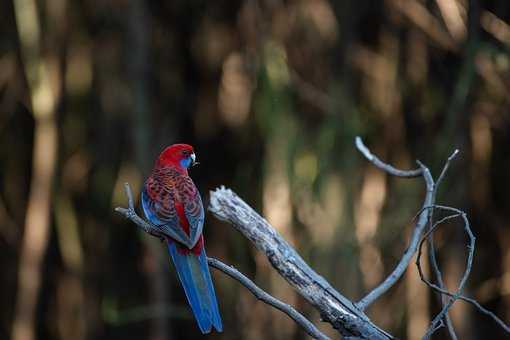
[156,144,197,170]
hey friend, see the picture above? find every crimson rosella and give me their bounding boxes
[141,144,222,333]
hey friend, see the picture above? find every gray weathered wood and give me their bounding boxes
[207,257,330,340]
[208,187,393,339]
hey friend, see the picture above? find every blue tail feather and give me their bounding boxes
[197,250,222,331]
[167,242,223,333]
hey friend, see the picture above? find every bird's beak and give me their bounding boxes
[191,153,199,166]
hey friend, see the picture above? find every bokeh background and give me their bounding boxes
[1,0,509,339]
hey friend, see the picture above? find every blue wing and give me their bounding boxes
[142,187,194,247]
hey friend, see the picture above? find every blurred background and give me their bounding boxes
[0,0,509,339]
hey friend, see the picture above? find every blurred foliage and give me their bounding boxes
[0,0,509,339]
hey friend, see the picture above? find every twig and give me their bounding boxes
[426,228,458,340]
[349,138,508,339]
[416,206,475,339]
[435,149,460,189]
[115,183,331,340]
[418,281,510,334]
[115,183,155,235]
[354,138,459,340]
[207,257,330,340]
[115,183,168,241]
[355,137,422,178]
[426,149,460,340]
[356,140,434,310]
[417,205,510,336]
[410,204,510,335]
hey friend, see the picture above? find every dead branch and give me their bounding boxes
[208,187,393,339]
[425,150,460,340]
[354,137,422,178]
[416,205,510,337]
[207,257,330,340]
[355,138,434,310]
[417,207,474,339]
[115,183,330,340]
[355,138,461,336]
[355,138,508,338]
[116,138,509,339]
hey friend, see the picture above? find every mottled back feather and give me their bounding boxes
[142,166,205,248]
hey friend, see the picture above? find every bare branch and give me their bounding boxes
[416,206,475,339]
[207,257,330,340]
[354,140,462,334]
[460,297,510,334]
[416,205,510,337]
[435,149,460,189]
[355,137,422,178]
[426,149,461,340]
[115,183,166,241]
[332,139,507,338]
[209,187,393,339]
[356,141,434,310]
[419,281,510,334]
[427,231,458,340]
[115,141,509,339]
[115,183,333,339]
[421,150,459,340]
[352,141,501,339]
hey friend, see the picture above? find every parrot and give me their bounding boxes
[140,143,222,334]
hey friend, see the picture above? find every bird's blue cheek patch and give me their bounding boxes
[180,157,191,169]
